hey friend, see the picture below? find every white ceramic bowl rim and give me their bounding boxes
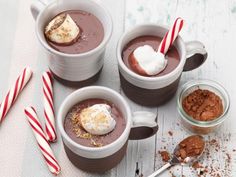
[36,0,113,58]
[117,23,186,82]
[57,86,132,152]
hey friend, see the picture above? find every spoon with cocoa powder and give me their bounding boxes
[148,135,205,177]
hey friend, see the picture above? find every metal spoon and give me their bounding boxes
[148,135,205,177]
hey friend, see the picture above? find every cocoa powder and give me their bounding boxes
[175,135,205,161]
[159,151,171,162]
[158,135,233,176]
[182,89,223,121]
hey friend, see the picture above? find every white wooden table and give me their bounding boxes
[0,0,236,176]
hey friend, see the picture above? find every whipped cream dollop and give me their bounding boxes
[80,104,116,135]
[45,13,80,44]
[133,45,167,76]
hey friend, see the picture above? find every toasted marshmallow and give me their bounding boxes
[45,13,80,44]
[80,104,116,135]
[133,45,167,76]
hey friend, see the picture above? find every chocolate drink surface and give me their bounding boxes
[122,35,180,77]
[64,99,126,147]
[45,10,104,54]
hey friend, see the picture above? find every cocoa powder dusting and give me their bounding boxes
[159,151,171,162]
[168,131,173,136]
[192,161,203,169]
[182,89,223,121]
[157,134,233,176]
[190,138,232,176]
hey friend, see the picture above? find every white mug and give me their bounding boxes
[57,86,158,172]
[31,0,113,85]
[117,24,207,106]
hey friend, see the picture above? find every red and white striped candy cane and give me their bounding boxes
[0,67,32,123]
[24,106,60,175]
[42,71,57,142]
[158,17,184,54]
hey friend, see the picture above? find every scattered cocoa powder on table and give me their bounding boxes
[192,161,203,169]
[182,89,223,121]
[159,151,171,162]
[158,136,233,176]
[168,131,173,136]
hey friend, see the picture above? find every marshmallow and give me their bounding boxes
[133,45,167,76]
[45,13,80,44]
[80,104,116,135]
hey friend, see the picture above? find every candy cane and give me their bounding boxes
[24,106,60,175]
[158,17,184,54]
[42,71,56,142]
[0,67,32,123]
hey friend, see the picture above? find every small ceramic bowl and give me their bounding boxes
[177,80,230,134]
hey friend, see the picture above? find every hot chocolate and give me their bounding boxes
[64,99,126,147]
[122,35,180,77]
[45,10,104,54]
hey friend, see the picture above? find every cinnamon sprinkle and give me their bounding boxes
[70,110,103,147]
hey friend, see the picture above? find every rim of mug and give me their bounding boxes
[116,23,186,82]
[57,86,132,153]
[35,0,113,58]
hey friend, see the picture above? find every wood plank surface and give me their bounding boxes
[0,0,235,176]
[125,0,236,176]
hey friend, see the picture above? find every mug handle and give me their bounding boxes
[30,0,47,20]
[129,111,158,140]
[183,41,208,71]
